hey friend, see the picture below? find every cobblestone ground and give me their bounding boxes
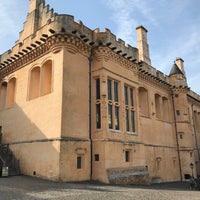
[0,176,200,200]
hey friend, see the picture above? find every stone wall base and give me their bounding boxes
[107,166,150,185]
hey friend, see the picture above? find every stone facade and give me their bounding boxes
[0,0,199,184]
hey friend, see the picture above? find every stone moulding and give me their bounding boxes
[0,34,91,78]
[47,34,91,56]
[94,46,138,74]
[0,44,49,78]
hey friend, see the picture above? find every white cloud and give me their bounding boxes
[103,0,159,46]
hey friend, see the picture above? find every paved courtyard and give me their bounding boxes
[0,176,200,200]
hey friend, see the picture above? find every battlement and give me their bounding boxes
[188,90,200,102]
[0,6,138,70]
[0,0,197,98]
[138,61,170,85]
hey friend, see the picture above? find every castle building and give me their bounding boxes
[0,0,200,184]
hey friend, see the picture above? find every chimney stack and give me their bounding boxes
[29,0,43,13]
[136,26,151,65]
[175,58,185,75]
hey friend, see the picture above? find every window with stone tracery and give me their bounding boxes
[107,79,120,130]
[95,78,101,129]
[124,85,135,133]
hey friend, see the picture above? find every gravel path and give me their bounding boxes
[0,176,199,200]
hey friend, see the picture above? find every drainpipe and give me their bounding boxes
[88,47,94,181]
[191,104,200,164]
[171,92,183,181]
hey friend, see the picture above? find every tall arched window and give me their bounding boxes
[29,67,40,100]
[7,77,16,107]
[0,82,7,109]
[138,87,149,117]
[155,94,161,119]
[41,60,52,95]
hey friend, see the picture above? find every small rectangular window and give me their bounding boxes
[125,151,130,162]
[176,110,180,116]
[94,154,99,161]
[77,156,82,169]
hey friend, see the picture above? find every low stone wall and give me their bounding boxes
[107,166,150,185]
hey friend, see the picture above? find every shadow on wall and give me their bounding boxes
[0,100,60,180]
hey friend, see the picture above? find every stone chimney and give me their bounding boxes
[136,26,151,65]
[29,0,43,13]
[175,57,185,75]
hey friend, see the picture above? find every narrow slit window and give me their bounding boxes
[125,151,130,162]
[96,104,101,129]
[108,104,113,129]
[77,156,82,169]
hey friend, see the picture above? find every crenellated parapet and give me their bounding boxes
[0,0,198,101]
[138,61,171,89]
[0,11,138,75]
[92,28,138,61]
[187,90,200,104]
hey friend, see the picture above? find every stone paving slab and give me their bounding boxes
[0,176,200,200]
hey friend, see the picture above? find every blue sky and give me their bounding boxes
[0,0,200,94]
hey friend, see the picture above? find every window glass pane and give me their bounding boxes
[130,88,134,106]
[94,154,99,161]
[96,79,100,100]
[126,109,129,131]
[114,81,118,102]
[108,104,113,129]
[176,110,180,116]
[107,79,112,100]
[115,106,119,130]
[125,151,130,162]
[131,111,135,132]
[77,156,82,169]
[124,86,128,105]
[96,104,101,129]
